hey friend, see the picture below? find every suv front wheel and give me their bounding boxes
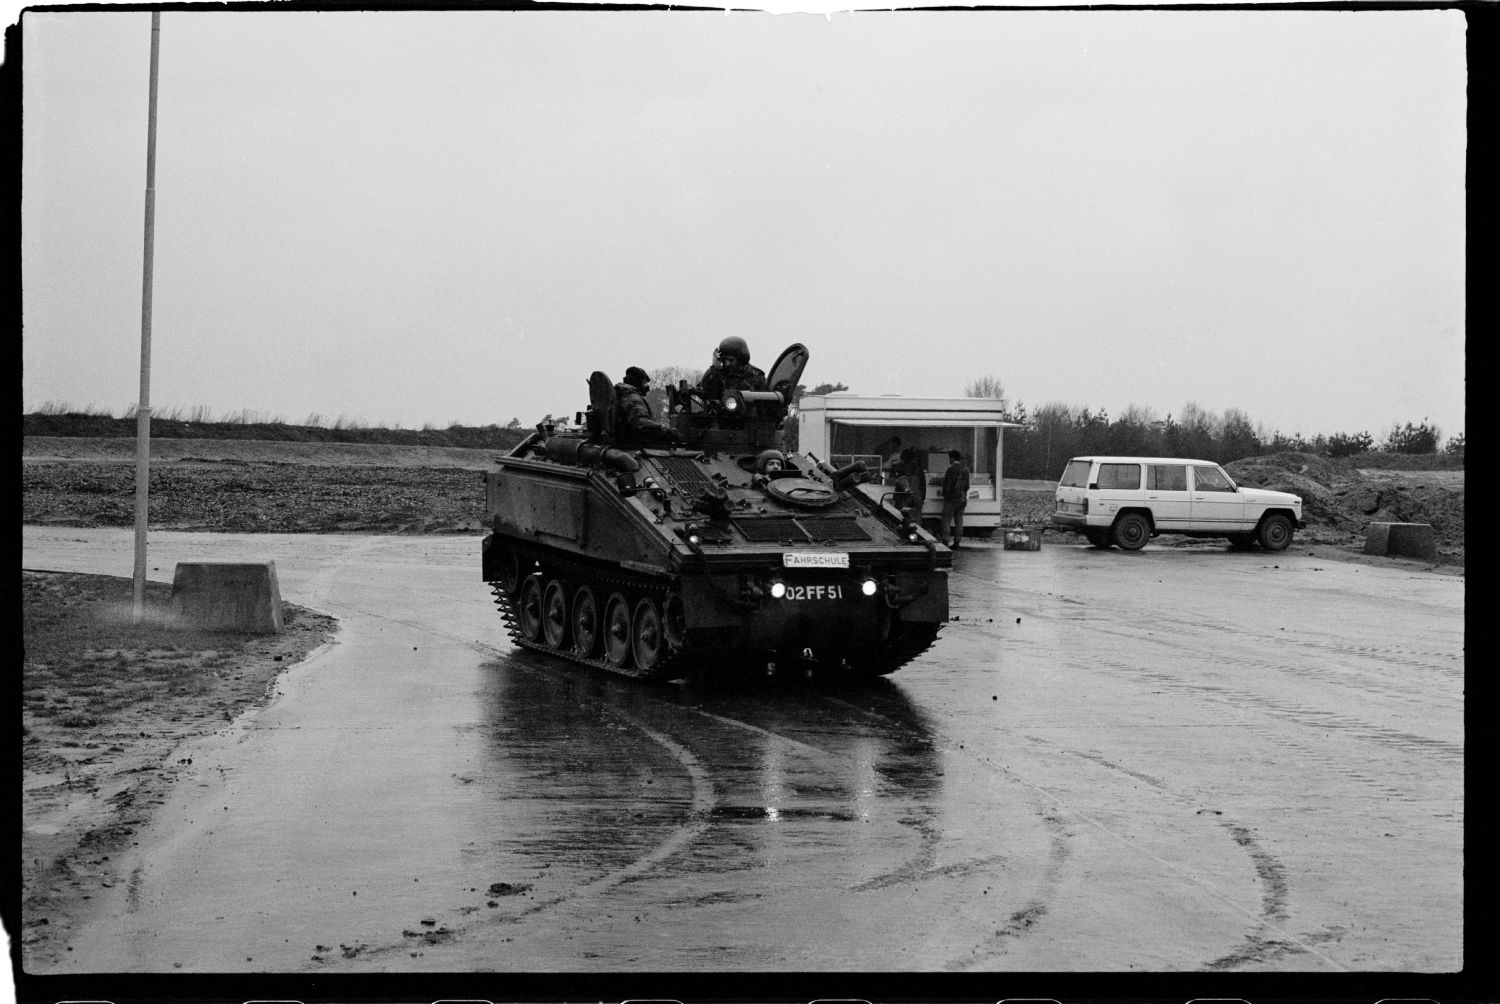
[1256,513,1293,552]
[1112,512,1152,551]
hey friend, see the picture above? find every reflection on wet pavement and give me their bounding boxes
[455,651,970,967]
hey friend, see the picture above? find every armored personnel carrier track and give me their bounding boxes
[490,542,941,682]
[490,543,693,681]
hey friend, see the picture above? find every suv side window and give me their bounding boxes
[1097,463,1141,490]
[1191,465,1235,492]
[1147,464,1187,491]
[1059,459,1091,488]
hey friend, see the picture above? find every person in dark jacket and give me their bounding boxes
[700,336,768,401]
[613,367,677,443]
[897,444,928,525]
[939,449,971,548]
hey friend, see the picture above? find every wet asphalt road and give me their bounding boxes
[21,527,1463,974]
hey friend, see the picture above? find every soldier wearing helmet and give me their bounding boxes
[755,449,787,474]
[700,336,768,402]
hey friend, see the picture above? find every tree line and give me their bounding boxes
[513,368,1462,483]
[952,378,1463,481]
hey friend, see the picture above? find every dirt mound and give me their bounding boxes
[1227,452,1464,560]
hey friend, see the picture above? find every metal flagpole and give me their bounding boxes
[132,10,160,622]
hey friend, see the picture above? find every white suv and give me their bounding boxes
[1050,456,1304,551]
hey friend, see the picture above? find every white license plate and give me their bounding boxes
[780,583,846,601]
[783,551,849,568]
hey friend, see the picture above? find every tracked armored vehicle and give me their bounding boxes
[482,343,951,680]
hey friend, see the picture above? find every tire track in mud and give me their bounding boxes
[940,808,1072,972]
[351,645,719,963]
[444,656,1033,959]
[433,632,1339,971]
[1094,657,1464,778]
[953,561,1463,694]
[1200,823,1302,970]
[379,645,970,951]
[660,691,958,896]
[817,691,1345,972]
[1027,738,1323,971]
[806,690,1083,971]
[495,713,717,914]
[951,566,1462,766]
[663,681,1090,970]
[1050,608,1456,723]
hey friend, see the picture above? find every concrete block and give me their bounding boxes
[171,561,284,633]
[1362,522,1437,560]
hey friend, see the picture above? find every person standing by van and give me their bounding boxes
[939,449,970,548]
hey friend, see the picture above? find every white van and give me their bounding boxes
[1050,456,1304,551]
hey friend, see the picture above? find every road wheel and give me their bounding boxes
[571,586,600,658]
[497,549,524,597]
[603,593,633,668]
[517,576,545,641]
[541,579,569,649]
[631,598,666,675]
[1257,513,1294,551]
[1085,529,1112,548]
[1227,533,1256,550]
[1112,512,1151,551]
[663,594,688,651]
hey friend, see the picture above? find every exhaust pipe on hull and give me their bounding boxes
[540,436,641,473]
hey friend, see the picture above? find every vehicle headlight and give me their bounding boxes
[861,578,878,597]
[769,580,787,599]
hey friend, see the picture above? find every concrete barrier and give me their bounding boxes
[170,561,284,633]
[1362,522,1437,561]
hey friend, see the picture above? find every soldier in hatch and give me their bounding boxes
[613,367,679,444]
[700,336,768,401]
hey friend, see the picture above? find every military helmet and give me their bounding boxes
[756,449,786,473]
[716,336,750,364]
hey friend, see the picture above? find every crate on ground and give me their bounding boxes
[1001,526,1042,550]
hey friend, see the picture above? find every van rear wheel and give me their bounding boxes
[1112,513,1151,551]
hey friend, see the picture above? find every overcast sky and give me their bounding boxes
[21,8,1466,441]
